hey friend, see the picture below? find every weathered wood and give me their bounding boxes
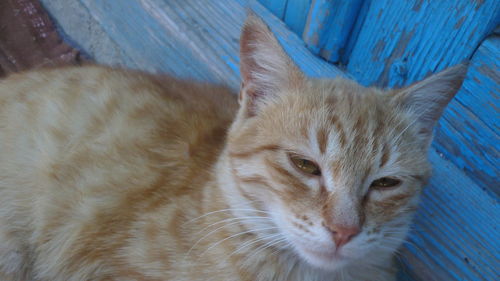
[283,0,311,36]
[340,0,372,65]
[78,0,220,84]
[398,150,499,281]
[346,0,500,87]
[303,0,335,54]
[302,0,364,62]
[257,0,313,37]
[434,36,500,196]
[79,0,345,91]
[257,0,288,19]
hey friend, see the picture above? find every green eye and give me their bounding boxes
[370,177,401,189]
[290,156,321,176]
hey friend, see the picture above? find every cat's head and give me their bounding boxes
[223,15,466,271]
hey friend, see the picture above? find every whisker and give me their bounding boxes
[381,231,409,235]
[357,261,396,281]
[183,208,272,225]
[374,246,407,272]
[229,232,283,257]
[383,235,424,252]
[400,240,427,258]
[198,227,281,257]
[188,219,271,255]
[195,216,272,235]
[267,241,291,257]
[393,113,421,144]
[244,236,288,262]
[340,268,346,281]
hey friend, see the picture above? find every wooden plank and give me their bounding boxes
[340,0,372,65]
[78,0,345,90]
[302,0,364,62]
[303,0,336,54]
[397,150,499,281]
[39,0,139,69]
[434,36,500,196]
[283,0,311,36]
[77,0,220,83]
[345,0,500,87]
[456,36,499,139]
[257,0,288,19]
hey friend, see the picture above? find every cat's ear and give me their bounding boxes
[239,13,304,117]
[393,64,467,142]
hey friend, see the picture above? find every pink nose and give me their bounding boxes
[325,225,360,247]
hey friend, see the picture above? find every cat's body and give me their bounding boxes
[0,66,392,281]
[0,65,239,280]
[0,16,465,281]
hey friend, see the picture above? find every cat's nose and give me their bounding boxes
[326,224,360,247]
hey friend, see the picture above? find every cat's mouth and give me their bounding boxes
[294,243,350,271]
[302,247,338,259]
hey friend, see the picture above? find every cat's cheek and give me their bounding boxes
[363,190,420,238]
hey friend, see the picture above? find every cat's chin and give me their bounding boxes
[294,244,351,272]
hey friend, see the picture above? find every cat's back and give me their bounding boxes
[0,65,237,187]
[0,65,237,280]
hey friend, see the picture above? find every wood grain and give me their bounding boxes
[283,0,311,36]
[434,36,500,196]
[345,0,499,87]
[79,0,219,83]
[257,0,288,19]
[79,0,345,91]
[302,0,364,63]
[398,150,499,281]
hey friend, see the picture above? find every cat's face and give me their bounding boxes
[223,15,465,271]
[227,78,428,270]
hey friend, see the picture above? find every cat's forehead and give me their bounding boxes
[269,78,395,140]
[310,78,385,111]
[255,77,420,165]
[261,77,409,168]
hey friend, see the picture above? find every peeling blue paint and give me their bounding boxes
[302,0,364,63]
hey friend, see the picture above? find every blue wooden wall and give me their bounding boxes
[302,0,364,63]
[44,0,499,280]
[258,0,312,35]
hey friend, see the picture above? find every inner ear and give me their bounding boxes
[239,83,266,118]
[393,64,467,142]
[239,14,304,117]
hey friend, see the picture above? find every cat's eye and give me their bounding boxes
[289,155,321,176]
[370,177,401,189]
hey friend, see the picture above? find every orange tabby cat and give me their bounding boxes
[0,15,465,281]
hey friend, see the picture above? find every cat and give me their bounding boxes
[0,14,466,281]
